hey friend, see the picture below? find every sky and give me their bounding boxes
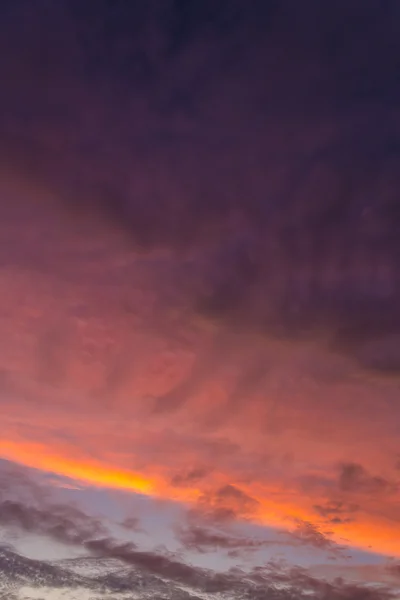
[0,1,399,599]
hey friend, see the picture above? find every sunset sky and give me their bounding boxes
[0,1,399,599]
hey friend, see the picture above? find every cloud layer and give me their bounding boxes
[0,1,399,597]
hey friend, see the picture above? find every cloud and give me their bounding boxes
[84,537,207,586]
[119,516,141,531]
[178,508,349,560]
[0,1,398,352]
[171,466,210,487]
[0,494,200,587]
[386,560,400,579]
[0,493,240,593]
[0,460,48,504]
[176,523,276,556]
[192,484,260,523]
[151,337,227,414]
[249,563,398,600]
[338,463,398,495]
[0,499,107,544]
[288,520,347,557]
[0,0,398,386]
[1,543,397,600]
[314,501,360,524]
[0,487,397,599]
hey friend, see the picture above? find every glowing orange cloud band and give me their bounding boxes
[1,437,400,558]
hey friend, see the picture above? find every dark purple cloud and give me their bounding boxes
[288,520,347,557]
[0,0,398,383]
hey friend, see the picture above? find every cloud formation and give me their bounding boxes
[338,463,398,496]
[0,499,106,545]
[288,521,347,557]
[192,484,261,523]
[0,3,399,596]
[313,501,360,524]
[176,523,277,558]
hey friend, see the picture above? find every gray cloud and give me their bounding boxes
[0,485,396,599]
[0,499,107,545]
[119,516,141,532]
[0,543,397,600]
[176,523,277,556]
[249,562,397,600]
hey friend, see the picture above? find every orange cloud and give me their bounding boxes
[1,430,400,557]
[0,177,399,564]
